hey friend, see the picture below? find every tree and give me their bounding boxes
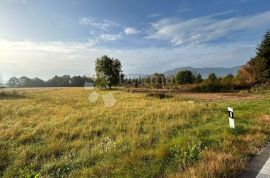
[220,74,234,90]
[194,73,203,84]
[46,75,71,87]
[70,76,93,87]
[0,75,3,87]
[32,77,45,87]
[256,31,270,58]
[60,75,72,87]
[7,77,21,88]
[151,73,165,88]
[176,70,194,85]
[95,55,122,89]
[238,31,270,86]
[207,73,217,83]
[19,76,32,87]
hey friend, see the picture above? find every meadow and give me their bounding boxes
[1,88,270,177]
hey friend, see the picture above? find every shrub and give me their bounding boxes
[189,80,236,93]
[238,90,250,95]
[188,83,222,92]
[250,84,268,93]
[146,92,172,99]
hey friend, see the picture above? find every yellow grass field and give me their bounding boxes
[1,88,270,177]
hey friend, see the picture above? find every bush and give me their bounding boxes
[238,90,250,95]
[189,81,236,93]
[189,83,223,92]
[146,92,172,99]
[250,84,268,93]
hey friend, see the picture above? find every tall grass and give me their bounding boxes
[0,88,270,177]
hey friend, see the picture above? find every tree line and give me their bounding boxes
[7,75,93,88]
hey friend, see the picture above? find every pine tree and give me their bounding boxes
[238,31,270,85]
[256,31,270,58]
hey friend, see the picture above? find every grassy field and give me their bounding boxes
[1,88,270,177]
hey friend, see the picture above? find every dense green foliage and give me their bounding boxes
[176,70,194,85]
[188,74,234,92]
[95,55,122,89]
[207,73,217,83]
[194,73,203,84]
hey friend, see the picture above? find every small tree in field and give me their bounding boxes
[176,70,194,85]
[95,55,122,89]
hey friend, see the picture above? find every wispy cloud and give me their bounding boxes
[124,27,140,35]
[147,11,270,46]
[79,17,119,31]
[148,13,162,18]
[88,33,123,45]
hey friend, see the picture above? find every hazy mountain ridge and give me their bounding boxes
[163,66,240,78]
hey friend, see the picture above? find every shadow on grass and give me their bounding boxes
[146,92,173,99]
[228,125,247,135]
[0,92,26,100]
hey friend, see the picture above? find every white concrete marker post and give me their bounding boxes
[228,107,235,129]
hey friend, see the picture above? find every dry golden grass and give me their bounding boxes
[0,88,270,177]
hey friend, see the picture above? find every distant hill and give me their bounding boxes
[163,66,240,78]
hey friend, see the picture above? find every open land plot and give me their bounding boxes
[0,88,270,177]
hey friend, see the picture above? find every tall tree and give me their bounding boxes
[176,70,194,85]
[95,55,122,89]
[207,73,217,83]
[256,31,270,58]
[194,73,203,84]
[238,31,270,85]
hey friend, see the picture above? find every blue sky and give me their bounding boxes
[0,0,270,81]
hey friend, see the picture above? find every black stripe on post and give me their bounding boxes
[228,111,233,119]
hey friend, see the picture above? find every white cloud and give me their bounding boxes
[97,33,122,42]
[79,17,124,45]
[88,33,123,46]
[0,39,256,81]
[124,27,139,35]
[79,17,119,31]
[148,13,162,18]
[148,11,270,46]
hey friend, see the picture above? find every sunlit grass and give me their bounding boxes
[0,88,270,177]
